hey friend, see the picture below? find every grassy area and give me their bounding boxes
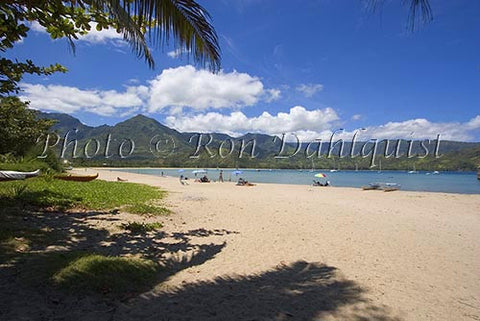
[121,221,164,234]
[0,177,168,211]
[0,176,169,297]
[52,254,158,295]
[125,203,171,216]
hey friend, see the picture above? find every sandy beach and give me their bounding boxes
[63,168,480,321]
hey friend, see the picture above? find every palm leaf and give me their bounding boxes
[91,0,221,71]
[367,0,433,30]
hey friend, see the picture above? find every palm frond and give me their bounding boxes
[404,0,433,30]
[93,0,221,71]
[91,0,155,68]
[367,0,433,31]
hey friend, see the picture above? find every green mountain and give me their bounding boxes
[37,112,480,171]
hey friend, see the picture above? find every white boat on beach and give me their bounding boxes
[0,169,41,181]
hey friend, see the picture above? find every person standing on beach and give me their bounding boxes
[219,170,224,182]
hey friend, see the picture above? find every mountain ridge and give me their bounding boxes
[37,112,480,170]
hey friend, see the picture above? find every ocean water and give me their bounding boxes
[112,168,480,195]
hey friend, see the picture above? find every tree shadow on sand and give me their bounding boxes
[0,207,231,321]
[1,207,400,321]
[114,260,401,321]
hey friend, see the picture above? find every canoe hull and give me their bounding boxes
[0,169,41,181]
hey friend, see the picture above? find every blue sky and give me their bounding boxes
[8,0,480,141]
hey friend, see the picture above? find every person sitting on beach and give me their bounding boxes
[199,175,210,183]
[312,180,322,186]
[237,178,255,186]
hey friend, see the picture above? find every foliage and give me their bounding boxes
[0,158,53,172]
[1,0,220,96]
[0,58,67,96]
[0,177,167,210]
[0,96,56,156]
[121,221,163,233]
[52,253,157,294]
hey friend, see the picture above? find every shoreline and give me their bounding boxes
[70,168,480,320]
[95,166,480,196]
[87,166,479,173]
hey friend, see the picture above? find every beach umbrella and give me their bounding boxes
[314,173,327,178]
[192,169,207,174]
[177,169,184,173]
[233,170,243,176]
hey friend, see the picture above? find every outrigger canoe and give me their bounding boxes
[0,169,41,181]
[54,173,99,182]
[362,183,381,190]
[362,182,400,192]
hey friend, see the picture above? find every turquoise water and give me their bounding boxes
[112,168,480,194]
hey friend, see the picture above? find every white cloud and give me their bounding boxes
[147,65,274,112]
[165,109,480,142]
[465,115,480,130]
[167,48,190,58]
[164,106,340,140]
[296,83,324,97]
[79,24,124,44]
[330,117,480,142]
[30,21,125,46]
[19,66,281,116]
[264,89,281,102]
[29,21,46,33]
[20,84,143,116]
[17,59,479,142]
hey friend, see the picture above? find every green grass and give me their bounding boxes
[124,203,171,216]
[52,254,158,294]
[121,221,163,234]
[0,177,167,210]
[0,177,167,295]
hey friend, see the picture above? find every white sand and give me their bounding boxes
[78,168,480,321]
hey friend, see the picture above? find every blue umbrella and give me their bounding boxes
[177,169,185,173]
[233,170,243,176]
[192,169,207,174]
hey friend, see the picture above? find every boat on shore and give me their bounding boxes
[54,173,98,182]
[362,182,400,192]
[382,183,400,192]
[362,183,381,190]
[0,169,41,181]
